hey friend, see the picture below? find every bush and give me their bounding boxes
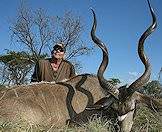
[132,106,162,132]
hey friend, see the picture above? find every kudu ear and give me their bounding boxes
[86,96,117,110]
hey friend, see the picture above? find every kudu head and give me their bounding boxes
[89,0,157,131]
[90,0,157,108]
[69,0,157,131]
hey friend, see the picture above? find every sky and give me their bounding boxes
[0,0,162,85]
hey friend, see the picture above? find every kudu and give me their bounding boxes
[69,0,162,132]
[0,1,161,131]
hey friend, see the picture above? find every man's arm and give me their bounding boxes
[70,64,76,78]
[31,62,40,82]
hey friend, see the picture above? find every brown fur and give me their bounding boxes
[117,91,162,132]
[0,74,106,127]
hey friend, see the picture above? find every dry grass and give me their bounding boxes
[0,106,161,132]
[132,106,162,132]
[0,116,116,132]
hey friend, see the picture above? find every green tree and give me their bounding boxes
[0,50,46,85]
[141,80,162,98]
[108,78,121,86]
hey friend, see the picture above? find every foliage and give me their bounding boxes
[108,78,121,86]
[132,106,162,132]
[0,50,46,85]
[140,80,162,98]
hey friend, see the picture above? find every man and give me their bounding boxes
[31,43,75,82]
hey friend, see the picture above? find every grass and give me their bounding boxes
[0,117,116,132]
[132,106,162,132]
[0,106,161,132]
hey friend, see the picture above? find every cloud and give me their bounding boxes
[128,71,138,77]
[126,71,139,85]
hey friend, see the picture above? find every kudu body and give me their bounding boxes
[0,74,108,127]
[69,0,162,132]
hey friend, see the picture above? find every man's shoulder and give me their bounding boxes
[62,59,73,67]
[38,58,50,64]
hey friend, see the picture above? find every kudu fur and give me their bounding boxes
[0,74,109,127]
[69,0,162,132]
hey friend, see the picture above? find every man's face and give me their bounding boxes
[51,44,65,59]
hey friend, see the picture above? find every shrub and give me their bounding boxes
[132,106,162,132]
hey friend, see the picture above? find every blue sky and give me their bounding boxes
[0,0,162,84]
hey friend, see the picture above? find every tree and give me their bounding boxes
[108,78,121,86]
[2,2,93,85]
[10,2,92,64]
[141,80,162,98]
[0,50,46,85]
